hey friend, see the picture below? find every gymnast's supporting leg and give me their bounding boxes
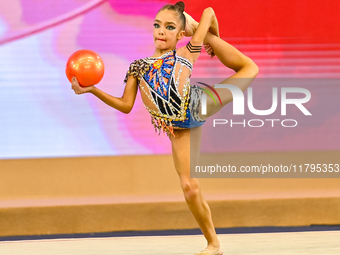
[200,32,259,120]
[169,127,221,254]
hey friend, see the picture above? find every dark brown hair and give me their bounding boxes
[158,1,186,30]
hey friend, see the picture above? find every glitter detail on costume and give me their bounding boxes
[124,47,205,137]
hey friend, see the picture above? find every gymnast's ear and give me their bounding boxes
[177,30,185,41]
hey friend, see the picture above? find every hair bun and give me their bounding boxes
[175,1,185,12]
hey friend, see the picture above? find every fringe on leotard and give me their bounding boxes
[151,116,175,138]
[150,85,205,138]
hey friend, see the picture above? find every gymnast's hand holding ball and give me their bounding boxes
[67,49,105,95]
[71,76,94,94]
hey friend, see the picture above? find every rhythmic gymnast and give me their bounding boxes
[71,2,258,254]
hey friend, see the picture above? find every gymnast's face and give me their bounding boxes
[153,10,185,51]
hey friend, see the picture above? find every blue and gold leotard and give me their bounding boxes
[124,47,205,137]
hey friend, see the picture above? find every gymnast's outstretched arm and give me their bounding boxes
[71,75,138,114]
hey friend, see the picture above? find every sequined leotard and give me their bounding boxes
[124,44,206,137]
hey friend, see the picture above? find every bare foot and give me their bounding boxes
[194,242,222,255]
[183,11,199,37]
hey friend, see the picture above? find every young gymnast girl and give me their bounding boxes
[71,2,258,254]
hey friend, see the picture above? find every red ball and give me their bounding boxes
[66,49,105,87]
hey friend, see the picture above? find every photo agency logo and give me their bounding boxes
[196,82,312,128]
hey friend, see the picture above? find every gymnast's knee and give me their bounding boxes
[181,179,200,201]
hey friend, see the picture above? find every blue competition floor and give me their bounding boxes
[1,225,340,242]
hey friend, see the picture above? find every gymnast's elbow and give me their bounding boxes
[204,7,215,15]
[117,103,133,114]
[121,106,133,114]
[245,56,259,78]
